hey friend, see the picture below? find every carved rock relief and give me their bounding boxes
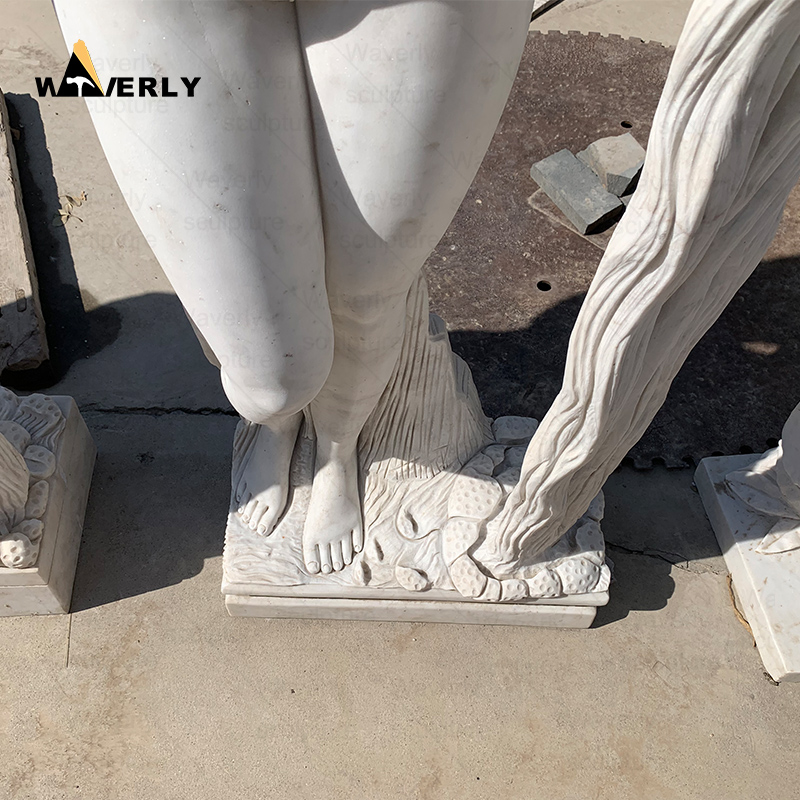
[0,388,65,569]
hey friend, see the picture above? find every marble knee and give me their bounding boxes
[221,341,332,425]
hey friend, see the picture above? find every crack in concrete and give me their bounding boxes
[606,541,695,571]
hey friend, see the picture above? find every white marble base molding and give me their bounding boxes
[225,593,607,628]
[696,455,800,683]
[0,391,95,616]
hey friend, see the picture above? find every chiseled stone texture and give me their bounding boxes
[577,132,646,196]
[530,148,624,234]
[223,279,610,624]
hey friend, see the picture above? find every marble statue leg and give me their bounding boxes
[476,0,800,575]
[54,0,334,537]
[55,0,534,571]
[293,0,533,573]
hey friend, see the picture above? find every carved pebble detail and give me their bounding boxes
[526,568,562,598]
[447,468,503,520]
[0,421,31,453]
[23,445,56,480]
[464,453,495,476]
[395,565,430,592]
[595,564,612,593]
[492,416,539,444]
[441,517,481,563]
[449,555,488,598]
[495,466,521,491]
[13,519,44,542]
[0,532,39,569]
[480,577,502,602]
[555,557,600,594]
[25,480,49,520]
[482,444,507,467]
[500,578,529,602]
[503,446,527,469]
[17,395,62,437]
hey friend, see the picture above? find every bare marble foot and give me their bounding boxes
[303,441,364,574]
[233,413,302,536]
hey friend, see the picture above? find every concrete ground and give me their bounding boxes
[2,1,799,799]
[530,0,692,46]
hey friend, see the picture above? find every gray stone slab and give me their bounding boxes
[577,132,645,196]
[529,148,623,234]
[0,90,48,373]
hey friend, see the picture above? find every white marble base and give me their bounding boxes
[222,278,611,626]
[0,397,95,616]
[696,455,800,682]
[225,592,607,627]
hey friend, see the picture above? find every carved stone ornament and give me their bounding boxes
[223,278,611,615]
[0,387,95,616]
[0,388,65,570]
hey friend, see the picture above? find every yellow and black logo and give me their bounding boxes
[36,40,200,98]
[37,40,103,97]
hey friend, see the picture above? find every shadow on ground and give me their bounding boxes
[592,549,676,627]
[70,410,236,612]
[440,254,800,468]
[1,93,121,390]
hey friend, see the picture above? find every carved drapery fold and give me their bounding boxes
[478,0,800,574]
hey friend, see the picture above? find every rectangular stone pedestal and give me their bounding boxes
[696,455,800,682]
[0,397,95,616]
[224,585,607,627]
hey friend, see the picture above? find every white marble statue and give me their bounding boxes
[696,399,800,681]
[53,0,800,619]
[54,0,535,576]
